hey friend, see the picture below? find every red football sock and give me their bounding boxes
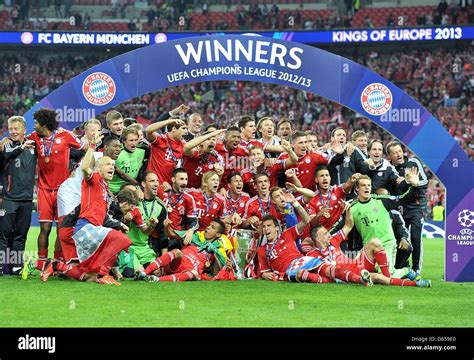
[318,263,332,277]
[334,268,362,284]
[300,270,333,283]
[62,265,85,281]
[159,271,194,282]
[55,261,67,272]
[98,265,111,277]
[145,251,176,275]
[374,250,391,277]
[301,244,313,255]
[36,249,49,270]
[53,250,64,262]
[390,278,417,287]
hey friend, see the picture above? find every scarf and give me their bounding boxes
[192,231,234,268]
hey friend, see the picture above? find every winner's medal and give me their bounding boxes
[167,191,183,214]
[319,187,332,219]
[42,130,57,165]
[324,207,331,218]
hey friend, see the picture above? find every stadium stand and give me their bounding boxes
[0,0,472,31]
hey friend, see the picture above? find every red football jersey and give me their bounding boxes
[257,226,302,275]
[147,134,185,184]
[239,159,283,197]
[268,158,286,187]
[29,130,83,190]
[240,138,264,150]
[125,206,146,228]
[307,185,347,230]
[183,150,224,189]
[215,143,249,187]
[269,205,287,225]
[243,195,273,221]
[226,191,251,217]
[282,151,329,190]
[160,190,196,230]
[306,230,348,266]
[79,171,108,226]
[241,169,257,197]
[188,189,228,231]
[270,196,307,231]
[176,244,213,274]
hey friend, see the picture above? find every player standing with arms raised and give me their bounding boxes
[387,141,428,277]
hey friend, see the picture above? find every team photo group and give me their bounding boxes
[0,104,432,287]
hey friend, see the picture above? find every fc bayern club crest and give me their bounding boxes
[82,72,116,106]
[360,83,392,116]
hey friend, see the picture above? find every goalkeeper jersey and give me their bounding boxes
[128,197,167,264]
[109,148,145,194]
[351,190,411,246]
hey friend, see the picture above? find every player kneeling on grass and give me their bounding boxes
[257,194,371,285]
[136,219,235,282]
[42,133,132,286]
[302,205,431,287]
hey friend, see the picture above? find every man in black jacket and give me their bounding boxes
[0,116,37,275]
[97,110,124,150]
[391,209,413,269]
[387,140,428,276]
[375,187,413,270]
[328,128,370,199]
[366,139,411,194]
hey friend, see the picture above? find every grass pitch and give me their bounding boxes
[0,227,473,327]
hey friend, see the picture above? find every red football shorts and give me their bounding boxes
[58,216,78,264]
[167,255,193,274]
[37,188,58,222]
[78,229,131,274]
[338,249,377,275]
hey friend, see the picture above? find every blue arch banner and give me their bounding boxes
[23,35,474,282]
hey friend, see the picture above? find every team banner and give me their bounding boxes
[23,35,474,282]
[2,25,473,46]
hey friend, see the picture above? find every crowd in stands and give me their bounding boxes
[1,45,471,217]
[1,0,473,32]
[0,45,471,161]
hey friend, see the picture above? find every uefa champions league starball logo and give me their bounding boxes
[82,72,116,106]
[458,209,474,228]
[361,83,393,116]
[449,209,474,243]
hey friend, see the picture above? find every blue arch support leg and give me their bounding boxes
[23,35,474,282]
